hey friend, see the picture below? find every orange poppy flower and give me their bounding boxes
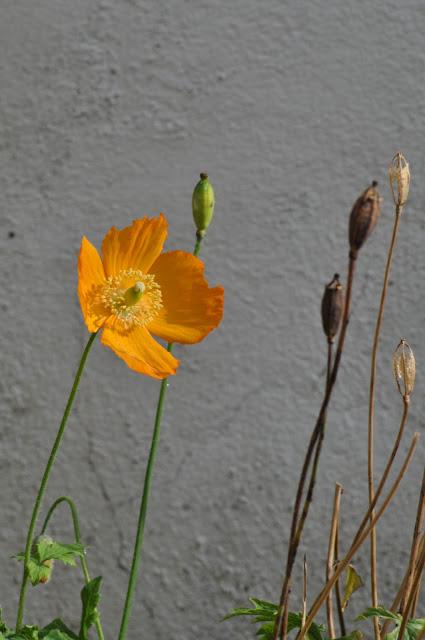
[78,214,224,379]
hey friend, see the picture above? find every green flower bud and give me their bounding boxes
[192,173,215,237]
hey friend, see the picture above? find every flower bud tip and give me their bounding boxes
[192,173,215,234]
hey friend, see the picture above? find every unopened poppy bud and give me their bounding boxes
[389,152,410,207]
[392,339,416,398]
[349,182,381,259]
[321,273,344,343]
[192,173,215,238]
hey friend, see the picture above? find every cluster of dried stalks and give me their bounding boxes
[272,153,423,640]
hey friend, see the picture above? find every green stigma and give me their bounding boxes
[124,281,146,306]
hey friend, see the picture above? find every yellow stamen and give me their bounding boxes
[92,269,162,329]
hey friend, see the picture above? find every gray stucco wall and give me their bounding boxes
[1,1,424,638]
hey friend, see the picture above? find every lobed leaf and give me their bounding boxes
[79,577,102,640]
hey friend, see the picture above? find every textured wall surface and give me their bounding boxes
[1,1,424,638]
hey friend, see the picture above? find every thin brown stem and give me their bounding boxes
[397,539,425,640]
[400,468,425,616]
[296,433,419,640]
[367,205,402,640]
[381,531,425,636]
[353,395,410,550]
[326,484,343,639]
[273,256,356,640]
[334,525,346,637]
[302,555,307,629]
[410,534,424,618]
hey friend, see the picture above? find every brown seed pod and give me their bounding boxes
[321,273,344,343]
[389,152,410,207]
[349,181,381,259]
[392,339,416,398]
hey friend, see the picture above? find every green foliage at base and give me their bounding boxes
[0,578,101,640]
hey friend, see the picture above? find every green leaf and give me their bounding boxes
[35,541,84,565]
[0,610,13,637]
[79,577,102,640]
[40,620,78,640]
[357,606,401,622]
[15,540,85,586]
[12,626,39,640]
[357,607,425,640]
[341,565,364,611]
[42,632,75,640]
[223,598,324,640]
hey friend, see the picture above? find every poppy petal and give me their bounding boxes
[148,251,224,344]
[101,325,179,378]
[101,215,168,277]
[78,237,107,332]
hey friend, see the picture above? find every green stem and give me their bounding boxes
[41,496,105,640]
[16,332,98,631]
[193,232,203,257]
[117,234,203,640]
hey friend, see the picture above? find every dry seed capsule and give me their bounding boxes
[192,172,215,238]
[349,181,381,259]
[321,273,344,343]
[392,339,416,398]
[389,152,410,207]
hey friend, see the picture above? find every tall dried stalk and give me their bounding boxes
[368,153,410,640]
[367,205,403,640]
[400,468,425,616]
[326,484,343,639]
[301,555,307,629]
[381,469,424,636]
[296,433,419,640]
[273,260,356,640]
[334,528,346,637]
[396,539,425,640]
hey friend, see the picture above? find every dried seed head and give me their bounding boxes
[389,152,410,206]
[393,339,416,398]
[349,182,381,259]
[321,273,344,343]
[192,172,215,238]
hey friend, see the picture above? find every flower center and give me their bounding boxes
[95,269,162,329]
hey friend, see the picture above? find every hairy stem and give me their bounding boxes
[16,331,98,631]
[367,205,402,640]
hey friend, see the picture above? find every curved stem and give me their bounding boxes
[117,235,203,640]
[40,496,105,640]
[16,332,98,631]
[367,206,402,640]
[274,255,357,640]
